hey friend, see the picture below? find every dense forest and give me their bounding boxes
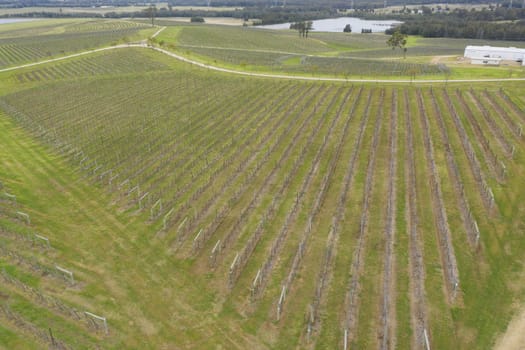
[387,8,525,41]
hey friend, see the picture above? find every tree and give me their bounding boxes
[386,29,408,58]
[305,21,313,37]
[290,21,313,38]
[343,24,352,33]
[290,21,304,36]
[144,5,157,27]
[190,16,205,23]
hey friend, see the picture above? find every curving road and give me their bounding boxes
[148,45,525,83]
[1,35,525,84]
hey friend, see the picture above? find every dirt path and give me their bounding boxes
[151,26,166,38]
[494,305,525,350]
[0,44,132,73]
[430,55,456,64]
[149,45,525,83]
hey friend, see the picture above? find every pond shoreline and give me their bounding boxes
[258,16,402,33]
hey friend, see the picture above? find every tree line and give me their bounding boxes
[384,7,525,41]
[0,4,338,26]
[391,20,525,41]
[290,21,313,37]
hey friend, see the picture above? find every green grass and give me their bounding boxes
[0,323,40,349]
[165,25,331,53]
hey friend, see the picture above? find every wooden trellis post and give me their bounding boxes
[209,240,221,267]
[150,199,162,219]
[192,228,203,253]
[276,285,286,321]
[16,211,30,225]
[424,328,431,350]
[163,208,175,230]
[4,192,16,202]
[84,311,108,335]
[55,265,74,285]
[34,234,50,248]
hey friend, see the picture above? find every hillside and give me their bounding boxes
[0,18,525,349]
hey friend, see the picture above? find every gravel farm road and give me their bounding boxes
[494,304,525,350]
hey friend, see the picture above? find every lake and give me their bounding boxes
[260,17,402,33]
[0,18,41,25]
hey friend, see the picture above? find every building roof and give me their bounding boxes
[465,45,525,54]
[470,57,502,61]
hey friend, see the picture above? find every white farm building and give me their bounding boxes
[464,46,525,66]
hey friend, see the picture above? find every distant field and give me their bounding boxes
[0,19,154,69]
[341,36,525,58]
[8,48,171,83]
[158,17,253,26]
[374,3,494,14]
[154,24,525,79]
[0,4,239,16]
[0,18,525,350]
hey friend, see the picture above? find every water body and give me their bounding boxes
[0,18,42,25]
[260,17,402,33]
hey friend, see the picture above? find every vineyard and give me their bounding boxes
[0,38,524,349]
[152,25,525,79]
[11,49,171,83]
[175,46,446,76]
[158,26,446,77]
[0,19,152,69]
